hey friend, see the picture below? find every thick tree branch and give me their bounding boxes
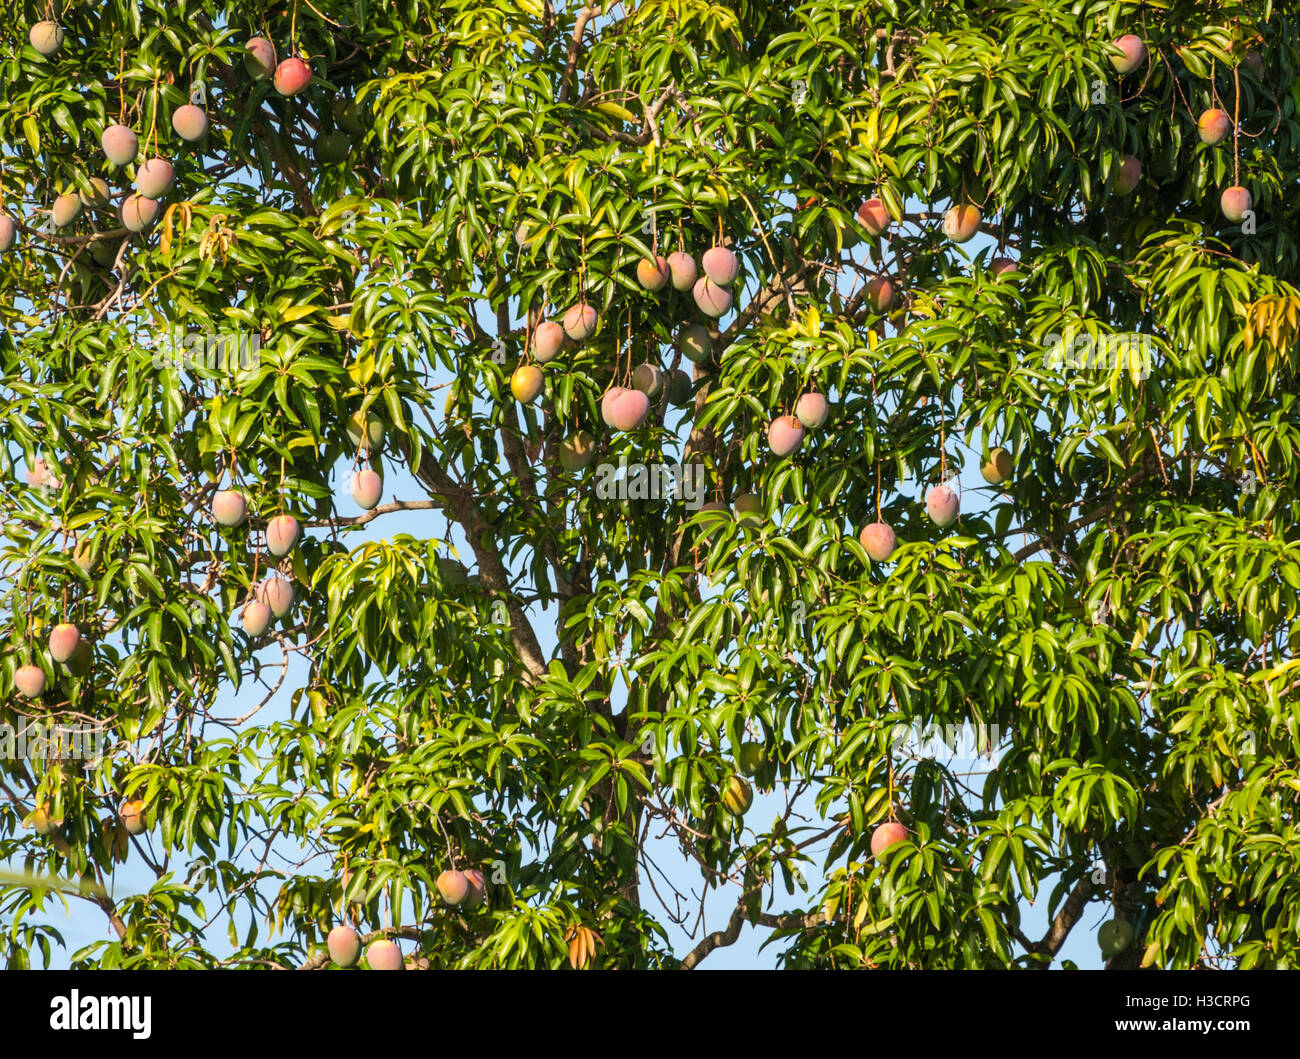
[304,498,439,528]
[1028,875,1091,963]
[558,6,600,105]
[532,0,558,62]
[757,910,824,930]
[679,893,751,969]
[402,436,549,682]
[721,260,821,345]
[92,893,129,940]
[583,86,676,146]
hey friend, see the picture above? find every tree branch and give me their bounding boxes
[402,436,549,682]
[1028,874,1091,963]
[679,893,750,969]
[558,6,600,105]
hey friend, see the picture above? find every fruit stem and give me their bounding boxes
[578,230,587,302]
[147,74,159,156]
[887,759,895,821]
[300,0,343,28]
[623,308,632,383]
[1232,62,1241,186]
[939,398,947,481]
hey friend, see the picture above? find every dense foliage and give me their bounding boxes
[2,0,1299,969]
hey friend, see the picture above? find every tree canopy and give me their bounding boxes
[2,0,1299,970]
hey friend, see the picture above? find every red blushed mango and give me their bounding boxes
[240,599,272,636]
[857,197,891,236]
[667,251,697,290]
[636,255,671,291]
[327,925,362,967]
[692,277,733,317]
[135,158,175,199]
[767,415,805,457]
[1110,34,1146,75]
[349,469,383,510]
[1197,108,1231,145]
[859,522,897,562]
[437,869,470,905]
[601,387,651,431]
[701,246,739,286]
[120,194,159,232]
[531,321,565,362]
[1220,185,1252,222]
[563,303,598,341]
[211,490,247,527]
[245,37,277,79]
[865,275,894,312]
[942,204,981,243]
[366,939,404,970]
[871,821,908,857]
[266,514,300,556]
[101,124,138,166]
[172,104,209,142]
[926,484,960,527]
[274,57,312,96]
[15,665,46,698]
[1115,155,1141,196]
[464,869,487,907]
[795,392,829,429]
[257,576,294,618]
[49,623,81,663]
[51,193,82,228]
